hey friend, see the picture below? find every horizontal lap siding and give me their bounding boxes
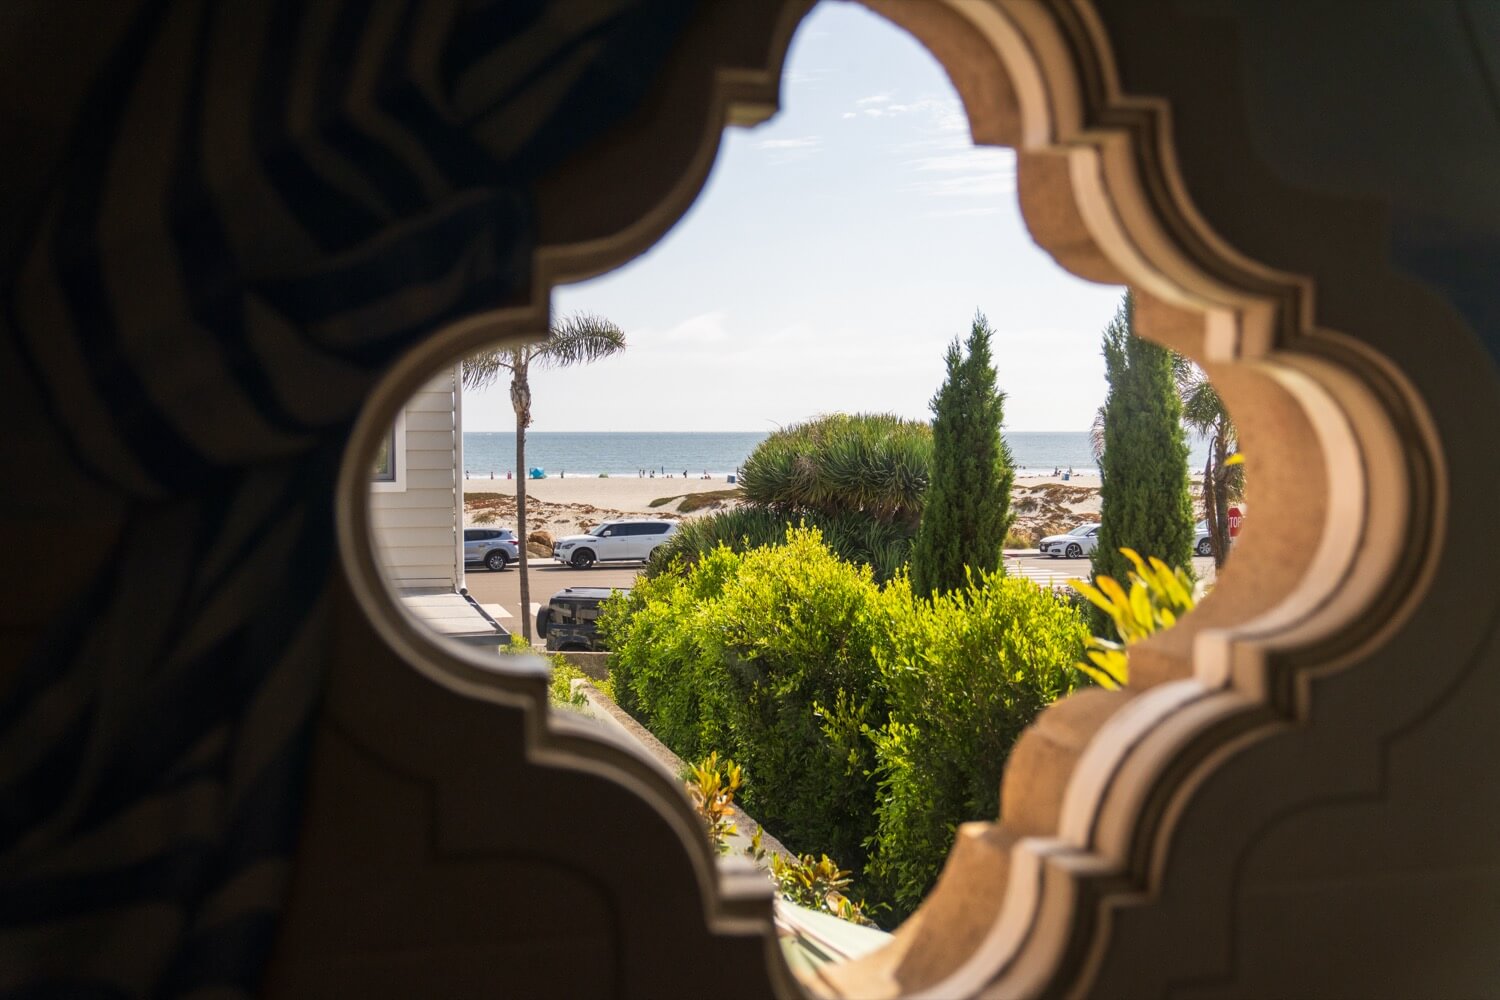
[371,367,459,589]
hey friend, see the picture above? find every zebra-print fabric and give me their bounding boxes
[0,1,695,994]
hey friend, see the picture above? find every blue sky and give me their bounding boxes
[463,1,1124,433]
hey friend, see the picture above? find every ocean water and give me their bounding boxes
[461,430,1212,478]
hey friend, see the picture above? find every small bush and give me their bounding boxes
[1003,528,1035,548]
[771,853,878,927]
[549,663,591,708]
[676,487,741,513]
[684,752,744,854]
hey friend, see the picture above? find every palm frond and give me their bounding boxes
[461,346,522,391]
[531,312,627,370]
[1089,405,1107,464]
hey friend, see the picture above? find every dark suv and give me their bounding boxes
[535,586,627,652]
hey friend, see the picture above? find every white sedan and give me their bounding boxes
[1039,523,1100,559]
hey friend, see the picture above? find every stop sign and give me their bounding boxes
[1228,506,1243,538]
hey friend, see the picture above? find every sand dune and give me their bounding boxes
[460,472,1152,545]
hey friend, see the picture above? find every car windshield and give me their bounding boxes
[588,524,608,537]
[1069,525,1096,536]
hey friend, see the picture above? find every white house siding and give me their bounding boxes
[370,366,461,590]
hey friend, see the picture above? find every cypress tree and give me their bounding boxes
[911,312,1015,599]
[1092,293,1194,588]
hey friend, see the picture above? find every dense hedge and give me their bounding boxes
[646,507,914,583]
[605,530,887,866]
[862,572,1084,913]
[600,527,1086,920]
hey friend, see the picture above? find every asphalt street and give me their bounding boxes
[462,556,641,635]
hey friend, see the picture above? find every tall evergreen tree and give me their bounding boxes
[1092,294,1194,588]
[911,312,1014,599]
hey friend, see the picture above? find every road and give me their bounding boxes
[1003,551,1216,592]
[463,557,642,635]
[461,551,1218,636]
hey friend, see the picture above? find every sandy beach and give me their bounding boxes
[463,474,738,540]
[459,471,1177,546]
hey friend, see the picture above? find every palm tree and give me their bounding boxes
[462,313,627,641]
[1173,355,1243,567]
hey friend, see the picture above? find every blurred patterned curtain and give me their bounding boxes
[0,1,694,993]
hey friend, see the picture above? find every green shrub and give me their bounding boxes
[598,551,738,758]
[862,571,1087,918]
[548,662,591,708]
[683,752,744,855]
[500,635,596,710]
[1068,547,1196,688]
[647,506,914,583]
[770,853,879,927]
[602,528,1085,920]
[602,528,886,868]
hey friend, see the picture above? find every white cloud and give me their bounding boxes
[757,136,821,150]
[636,311,732,349]
[841,112,856,120]
[784,67,832,86]
[902,148,1015,200]
[855,93,892,105]
[920,205,1004,219]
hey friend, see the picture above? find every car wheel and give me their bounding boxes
[570,548,596,569]
[1065,543,1082,558]
[485,550,508,571]
[1196,538,1213,556]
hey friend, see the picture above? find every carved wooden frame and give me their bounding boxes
[301,1,1466,996]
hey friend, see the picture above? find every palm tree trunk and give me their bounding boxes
[1210,428,1231,567]
[1203,448,1222,564]
[515,414,531,643]
[509,357,534,645]
[519,422,537,650]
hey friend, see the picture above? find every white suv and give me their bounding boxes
[552,519,679,568]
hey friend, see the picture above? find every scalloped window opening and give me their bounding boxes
[359,0,1243,975]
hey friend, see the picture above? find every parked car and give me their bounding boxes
[1039,523,1100,559]
[536,586,626,652]
[464,527,520,571]
[1194,521,1213,556]
[552,519,679,568]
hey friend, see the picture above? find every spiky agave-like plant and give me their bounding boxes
[738,413,932,527]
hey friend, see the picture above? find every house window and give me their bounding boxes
[371,428,396,481]
[370,410,407,492]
